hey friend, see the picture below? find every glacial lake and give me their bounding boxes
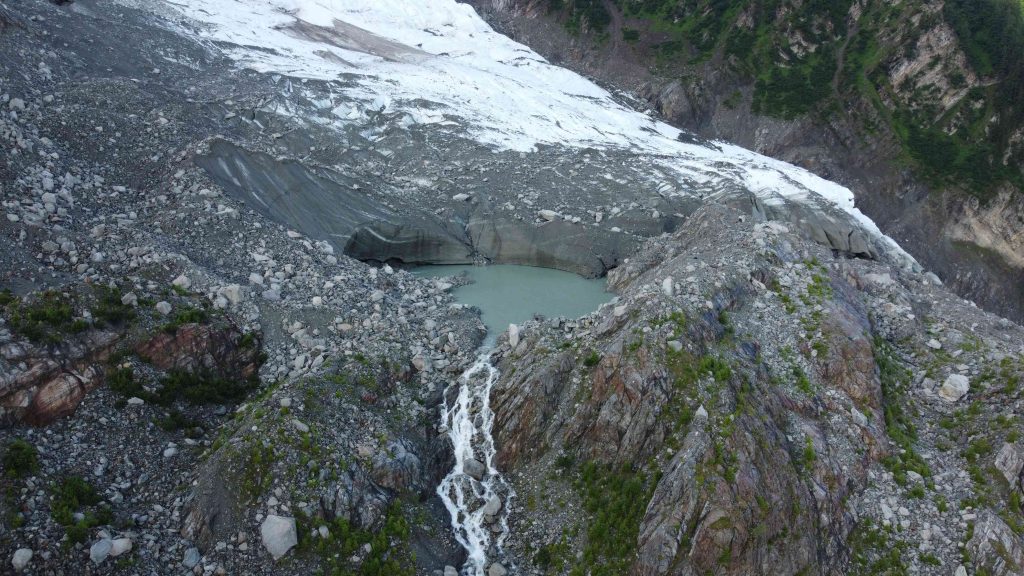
[412,264,612,343]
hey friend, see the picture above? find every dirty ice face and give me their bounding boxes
[146,0,913,267]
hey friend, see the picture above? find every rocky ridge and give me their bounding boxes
[485,205,1024,575]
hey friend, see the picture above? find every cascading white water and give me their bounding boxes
[437,351,514,575]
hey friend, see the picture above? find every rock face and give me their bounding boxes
[0,311,260,426]
[968,512,1024,575]
[89,539,112,565]
[135,322,261,380]
[995,443,1024,488]
[486,204,1024,575]
[259,515,297,560]
[0,327,122,425]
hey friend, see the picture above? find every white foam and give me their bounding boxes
[437,353,514,575]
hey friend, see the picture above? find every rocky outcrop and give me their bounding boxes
[968,512,1024,576]
[136,322,262,380]
[0,327,122,425]
[1,298,260,426]
[488,204,1024,575]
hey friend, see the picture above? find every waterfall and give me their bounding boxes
[436,351,514,575]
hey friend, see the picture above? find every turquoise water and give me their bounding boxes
[412,264,611,342]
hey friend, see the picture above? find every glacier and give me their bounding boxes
[128,0,915,269]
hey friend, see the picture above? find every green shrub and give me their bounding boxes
[583,351,601,367]
[157,370,258,405]
[3,439,39,478]
[50,476,110,544]
[570,461,653,576]
[874,338,931,484]
[157,409,203,435]
[295,500,414,575]
[4,291,75,343]
[0,289,16,306]
[107,367,143,398]
[161,307,208,333]
[92,286,135,326]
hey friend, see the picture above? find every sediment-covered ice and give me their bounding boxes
[138,0,913,266]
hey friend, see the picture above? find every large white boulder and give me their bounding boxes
[11,549,32,572]
[260,515,297,560]
[937,374,970,402]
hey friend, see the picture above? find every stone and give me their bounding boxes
[452,193,471,201]
[11,549,32,571]
[695,404,709,422]
[182,547,201,568]
[488,562,508,576]
[614,305,627,317]
[926,338,942,350]
[110,538,132,557]
[89,538,112,564]
[172,274,192,290]
[937,374,970,402]
[155,301,172,315]
[538,209,559,222]
[464,458,486,481]
[444,567,458,576]
[667,340,683,352]
[995,442,1024,486]
[249,272,264,285]
[220,284,244,305]
[370,290,385,302]
[482,495,502,516]
[508,324,520,348]
[260,515,298,560]
[662,276,674,297]
[292,419,310,434]
[120,292,138,307]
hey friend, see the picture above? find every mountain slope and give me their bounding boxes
[1,1,1023,576]
[468,0,1024,321]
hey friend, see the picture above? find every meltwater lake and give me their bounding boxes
[412,264,612,342]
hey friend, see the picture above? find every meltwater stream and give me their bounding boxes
[413,265,611,575]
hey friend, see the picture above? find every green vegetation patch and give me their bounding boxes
[569,461,655,576]
[107,366,258,406]
[0,286,137,344]
[161,307,209,333]
[874,338,931,484]
[848,518,910,575]
[2,439,39,478]
[91,286,136,326]
[2,290,78,344]
[50,476,112,545]
[295,500,414,575]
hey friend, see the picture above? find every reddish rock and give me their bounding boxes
[135,323,260,380]
[0,329,121,425]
